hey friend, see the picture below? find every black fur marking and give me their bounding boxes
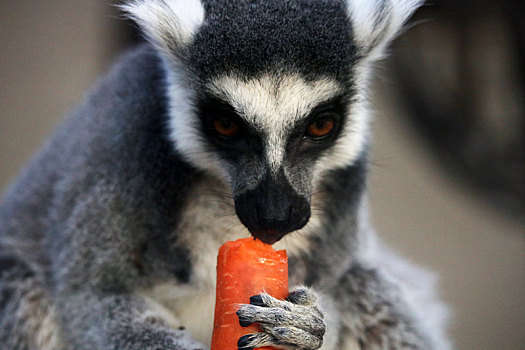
[286,95,348,159]
[0,255,22,274]
[0,254,33,281]
[198,95,265,159]
[190,0,357,82]
[0,251,40,345]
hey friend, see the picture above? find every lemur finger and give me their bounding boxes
[237,304,325,336]
[262,325,323,350]
[249,293,287,309]
[237,332,273,350]
[237,333,295,350]
[249,292,323,319]
[250,292,317,312]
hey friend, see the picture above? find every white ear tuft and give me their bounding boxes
[347,0,422,61]
[121,0,205,57]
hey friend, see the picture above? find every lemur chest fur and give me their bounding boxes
[138,176,318,346]
[139,177,247,345]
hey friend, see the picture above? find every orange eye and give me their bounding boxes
[213,117,240,137]
[307,118,335,138]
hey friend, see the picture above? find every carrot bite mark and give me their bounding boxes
[211,238,288,350]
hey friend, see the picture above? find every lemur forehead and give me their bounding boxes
[190,0,355,80]
[206,74,344,131]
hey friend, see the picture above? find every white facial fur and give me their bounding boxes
[347,0,423,60]
[207,74,342,174]
[121,0,205,57]
[168,71,371,187]
[210,73,369,175]
[167,69,232,181]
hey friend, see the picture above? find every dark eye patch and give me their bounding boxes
[287,95,347,151]
[197,95,264,156]
[199,96,244,143]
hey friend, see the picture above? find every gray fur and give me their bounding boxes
[0,1,451,349]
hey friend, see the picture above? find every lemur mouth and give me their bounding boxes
[251,229,287,245]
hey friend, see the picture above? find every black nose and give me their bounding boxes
[256,200,310,233]
[234,174,311,244]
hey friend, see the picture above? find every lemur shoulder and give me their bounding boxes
[0,0,451,349]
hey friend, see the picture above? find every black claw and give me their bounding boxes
[238,334,255,350]
[236,310,252,327]
[249,294,265,307]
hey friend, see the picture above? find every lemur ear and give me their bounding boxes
[120,0,205,60]
[346,0,422,61]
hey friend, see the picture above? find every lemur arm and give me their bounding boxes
[54,291,207,350]
[47,180,205,349]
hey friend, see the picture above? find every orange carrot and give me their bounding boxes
[211,238,288,350]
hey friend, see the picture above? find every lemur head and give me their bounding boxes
[123,0,421,244]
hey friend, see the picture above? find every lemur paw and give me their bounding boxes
[236,287,325,350]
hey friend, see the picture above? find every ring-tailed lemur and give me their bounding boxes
[0,0,451,349]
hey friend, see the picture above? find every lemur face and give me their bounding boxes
[195,74,353,243]
[123,0,420,243]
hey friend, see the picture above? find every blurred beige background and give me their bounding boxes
[1,1,524,349]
